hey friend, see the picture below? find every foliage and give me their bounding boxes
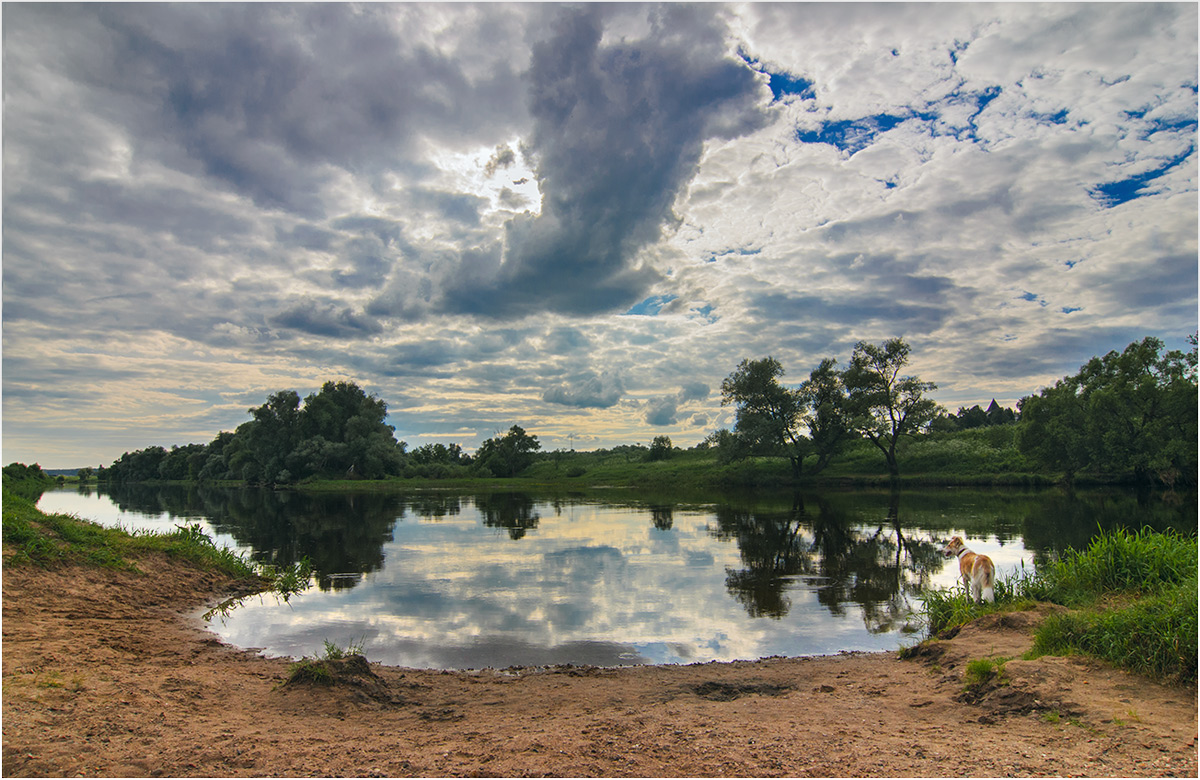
[647,435,674,461]
[474,425,541,478]
[1031,577,1197,683]
[962,656,1010,694]
[3,462,54,500]
[1018,336,1198,486]
[720,357,809,477]
[104,381,407,485]
[797,358,852,473]
[932,400,1018,432]
[285,637,368,686]
[1034,526,1196,606]
[842,338,942,479]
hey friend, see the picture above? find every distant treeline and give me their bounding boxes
[75,335,1197,488]
[96,381,544,485]
[711,335,1195,486]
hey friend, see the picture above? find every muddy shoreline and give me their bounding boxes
[3,554,1196,777]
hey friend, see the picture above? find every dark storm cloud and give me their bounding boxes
[269,301,382,339]
[1105,253,1198,313]
[10,3,527,219]
[444,5,770,319]
[747,252,965,339]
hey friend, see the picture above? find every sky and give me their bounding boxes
[3,2,1197,468]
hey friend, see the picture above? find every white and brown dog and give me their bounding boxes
[942,535,995,603]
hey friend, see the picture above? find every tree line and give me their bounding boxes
[714,335,1196,486]
[99,381,541,485]
[85,335,1195,488]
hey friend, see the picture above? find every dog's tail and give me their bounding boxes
[981,564,995,603]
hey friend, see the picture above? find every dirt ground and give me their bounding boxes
[2,554,1196,778]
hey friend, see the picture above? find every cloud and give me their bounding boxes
[269,301,382,339]
[2,3,1195,467]
[542,370,626,409]
[442,5,770,319]
[645,382,712,426]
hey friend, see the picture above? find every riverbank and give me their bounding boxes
[3,544,1196,777]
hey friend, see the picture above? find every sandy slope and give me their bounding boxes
[2,554,1196,777]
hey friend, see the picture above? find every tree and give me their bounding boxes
[1019,336,1198,486]
[245,390,302,483]
[797,358,851,474]
[295,381,402,480]
[475,425,541,478]
[721,357,808,478]
[647,435,673,461]
[842,338,942,479]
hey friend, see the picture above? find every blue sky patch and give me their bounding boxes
[797,114,907,156]
[1089,146,1194,208]
[705,247,762,263]
[767,72,816,102]
[623,294,678,316]
[691,304,718,324]
[1062,306,1082,314]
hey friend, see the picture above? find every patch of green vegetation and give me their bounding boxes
[3,484,257,578]
[962,656,1010,693]
[1030,576,1197,682]
[921,528,1197,684]
[1,479,317,611]
[285,638,367,685]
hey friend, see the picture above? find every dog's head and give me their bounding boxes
[941,535,965,558]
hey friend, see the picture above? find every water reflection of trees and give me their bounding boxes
[98,483,404,591]
[1019,489,1197,565]
[711,491,944,632]
[649,505,674,531]
[476,492,540,540]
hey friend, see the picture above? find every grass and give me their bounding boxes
[918,527,1197,684]
[3,483,255,577]
[962,656,1010,694]
[285,637,367,685]
[2,482,312,605]
[294,429,1060,492]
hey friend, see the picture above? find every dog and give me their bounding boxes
[942,535,995,603]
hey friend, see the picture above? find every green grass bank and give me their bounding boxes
[2,478,312,610]
[917,527,1198,684]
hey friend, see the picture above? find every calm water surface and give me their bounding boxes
[38,484,1194,669]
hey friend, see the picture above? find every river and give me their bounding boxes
[38,483,1194,669]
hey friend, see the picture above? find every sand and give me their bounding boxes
[3,553,1196,777]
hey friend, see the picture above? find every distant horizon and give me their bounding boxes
[25,389,1028,472]
[4,3,1196,468]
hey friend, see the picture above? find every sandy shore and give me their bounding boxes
[3,553,1196,777]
